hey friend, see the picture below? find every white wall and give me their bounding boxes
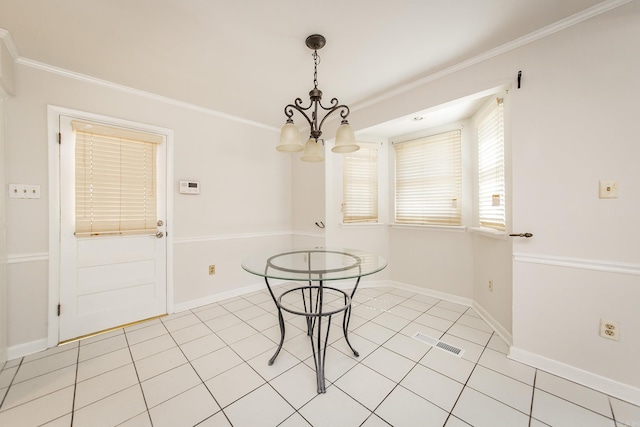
[508,2,640,402]
[332,1,640,403]
[291,151,326,247]
[2,0,639,404]
[0,32,14,362]
[4,63,291,351]
[0,97,7,363]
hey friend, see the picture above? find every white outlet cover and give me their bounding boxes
[599,318,620,341]
[599,180,618,199]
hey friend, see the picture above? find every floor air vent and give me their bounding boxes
[412,332,465,357]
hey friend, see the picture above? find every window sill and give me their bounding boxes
[390,224,467,232]
[340,222,386,228]
[468,227,508,240]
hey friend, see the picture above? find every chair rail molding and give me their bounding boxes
[7,252,49,264]
[513,253,640,276]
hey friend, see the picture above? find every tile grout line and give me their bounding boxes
[321,290,431,424]
[441,328,492,426]
[335,289,474,425]
[528,370,538,427]
[123,325,155,426]
[166,307,254,426]
[0,357,22,411]
[69,343,80,426]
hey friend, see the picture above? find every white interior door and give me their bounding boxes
[58,114,167,342]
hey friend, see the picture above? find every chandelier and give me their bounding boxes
[276,34,360,162]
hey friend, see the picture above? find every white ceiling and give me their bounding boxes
[0,0,613,137]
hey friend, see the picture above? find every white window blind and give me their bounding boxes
[342,143,378,223]
[72,120,162,236]
[477,98,506,231]
[394,129,462,225]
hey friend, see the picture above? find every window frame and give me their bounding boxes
[475,98,506,232]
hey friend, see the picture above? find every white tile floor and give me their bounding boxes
[1,285,639,426]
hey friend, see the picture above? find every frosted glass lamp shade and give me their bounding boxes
[331,121,360,153]
[301,138,324,162]
[276,122,304,152]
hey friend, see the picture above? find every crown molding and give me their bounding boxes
[0,28,19,60]
[4,0,633,128]
[14,55,279,133]
[352,0,634,112]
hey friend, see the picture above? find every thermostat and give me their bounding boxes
[179,180,200,194]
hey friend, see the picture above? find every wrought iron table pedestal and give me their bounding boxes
[277,285,351,393]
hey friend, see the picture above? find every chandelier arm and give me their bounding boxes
[294,97,315,112]
[317,103,350,133]
[284,102,314,129]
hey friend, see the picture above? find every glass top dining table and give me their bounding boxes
[241,247,387,393]
[241,247,387,282]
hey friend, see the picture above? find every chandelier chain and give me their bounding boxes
[313,51,319,89]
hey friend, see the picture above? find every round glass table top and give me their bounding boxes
[241,248,387,282]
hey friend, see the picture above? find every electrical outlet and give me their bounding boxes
[488,280,494,292]
[599,180,618,199]
[209,265,216,275]
[599,319,619,341]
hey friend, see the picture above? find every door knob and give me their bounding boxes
[156,231,164,238]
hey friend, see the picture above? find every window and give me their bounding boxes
[73,120,162,236]
[476,98,505,231]
[394,130,462,225]
[342,143,378,223]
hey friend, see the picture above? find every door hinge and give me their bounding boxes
[57,304,61,316]
[58,132,62,144]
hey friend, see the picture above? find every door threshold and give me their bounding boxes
[58,314,168,346]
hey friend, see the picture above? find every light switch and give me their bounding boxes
[599,180,618,199]
[8,184,41,199]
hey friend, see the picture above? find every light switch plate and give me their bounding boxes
[599,180,618,199]
[8,184,41,199]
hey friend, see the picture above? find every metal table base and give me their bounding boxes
[264,280,360,393]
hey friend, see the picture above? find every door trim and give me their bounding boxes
[47,105,174,348]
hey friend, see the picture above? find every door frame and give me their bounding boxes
[47,105,174,348]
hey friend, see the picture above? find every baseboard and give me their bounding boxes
[7,338,48,360]
[472,301,513,346]
[509,346,640,406]
[388,280,474,307]
[173,282,268,312]
[173,278,391,313]
[388,280,513,347]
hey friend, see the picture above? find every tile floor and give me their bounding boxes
[0,285,639,426]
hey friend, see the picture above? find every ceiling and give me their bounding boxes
[0,0,612,137]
